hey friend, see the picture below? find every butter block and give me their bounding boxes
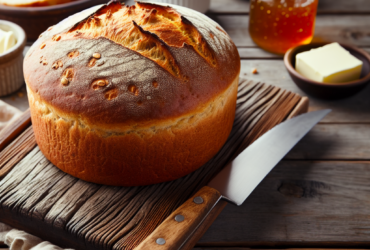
[296,42,363,83]
[0,29,16,54]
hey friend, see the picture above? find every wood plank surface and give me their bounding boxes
[238,47,370,59]
[209,0,370,14]
[0,126,36,178]
[199,3,370,248]
[209,0,249,14]
[197,160,370,247]
[0,109,31,152]
[240,60,370,123]
[213,15,370,48]
[0,80,303,250]
[238,48,283,60]
[317,0,370,14]
[287,124,370,160]
[1,1,370,248]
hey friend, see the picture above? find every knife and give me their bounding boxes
[135,109,331,250]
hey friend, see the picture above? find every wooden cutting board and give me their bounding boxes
[0,79,308,250]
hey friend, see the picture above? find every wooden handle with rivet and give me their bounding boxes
[134,186,222,250]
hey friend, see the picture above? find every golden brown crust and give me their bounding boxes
[66,2,217,76]
[24,1,240,186]
[24,1,240,128]
[28,76,238,186]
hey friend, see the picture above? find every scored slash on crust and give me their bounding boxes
[56,1,217,79]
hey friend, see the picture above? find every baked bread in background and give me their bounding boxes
[0,0,79,7]
[24,0,240,186]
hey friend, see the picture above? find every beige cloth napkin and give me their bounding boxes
[0,101,73,250]
[0,226,72,250]
[0,226,73,250]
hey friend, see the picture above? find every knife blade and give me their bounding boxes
[135,109,331,250]
[208,109,331,206]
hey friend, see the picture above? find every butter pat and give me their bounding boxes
[296,43,363,83]
[0,28,16,54]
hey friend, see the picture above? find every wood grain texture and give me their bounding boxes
[182,200,228,250]
[238,48,283,60]
[209,0,249,14]
[287,97,309,120]
[197,160,370,247]
[240,60,370,123]
[0,80,303,250]
[214,15,370,48]
[287,124,370,160]
[0,1,367,248]
[208,0,370,14]
[0,109,31,151]
[135,186,222,250]
[0,126,36,178]
[316,0,370,14]
[182,94,309,250]
[238,47,370,60]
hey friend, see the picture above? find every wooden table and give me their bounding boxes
[2,0,370,249]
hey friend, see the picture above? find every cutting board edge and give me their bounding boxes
[0,83,310,250]
[179,95,309,250]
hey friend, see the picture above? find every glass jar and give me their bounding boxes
[249,0,318,55]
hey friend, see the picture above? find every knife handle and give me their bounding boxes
[134,186,222,250]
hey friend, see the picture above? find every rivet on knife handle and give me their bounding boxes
[134,186,222,250]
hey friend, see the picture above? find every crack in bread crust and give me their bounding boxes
[24,1,241,186]
[63,1,216,78]
[24,0,240,127]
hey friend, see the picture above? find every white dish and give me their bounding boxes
[0,20,26,96]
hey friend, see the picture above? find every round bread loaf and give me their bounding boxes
[24,0,240,186]
[0,0,78,7]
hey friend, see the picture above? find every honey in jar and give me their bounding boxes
[249,0,318,55]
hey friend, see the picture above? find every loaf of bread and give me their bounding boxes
[0,0,78,7]
[24,0,240,186]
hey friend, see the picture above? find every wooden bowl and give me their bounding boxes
[284,42,370,99]
[0,0,107,41]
